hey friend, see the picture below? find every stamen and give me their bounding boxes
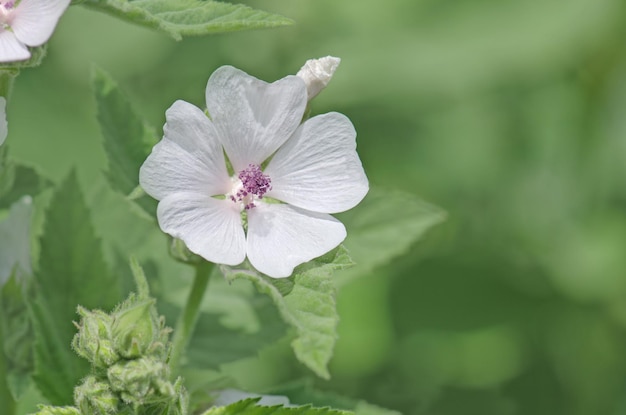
[230,164,271,210]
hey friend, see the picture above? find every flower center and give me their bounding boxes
[0,1,15,28]
[229,164,272,210]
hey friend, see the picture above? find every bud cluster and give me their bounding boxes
[32,293,188,415]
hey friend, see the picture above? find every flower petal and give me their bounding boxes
[205,66,307,171]
[10,0,70,47]
[265,112,369,214]
[247,203,346,278]
[157,192,245,266]
[0,30,30,62]
[0,97,6,146]
[140,100,231,200]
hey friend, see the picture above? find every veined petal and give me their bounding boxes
[11,0,70,47]
[265,112,369,214]
[140,101,231,200]
[157,192,245,266]
[0,30,30,62]
[0,97,6,146]
[205,66,307,171]
[247,203,346,278]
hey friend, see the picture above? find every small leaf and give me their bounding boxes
[200,397,352,415]
[221,246,353,379]
[336,186,446,284]
[83,0,293,41]
[32,171,120,404]
[92,66,158,216]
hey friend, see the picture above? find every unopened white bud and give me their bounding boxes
[296,56,340,101]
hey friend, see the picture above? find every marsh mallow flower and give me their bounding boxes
[0,0,70,62]
[140,65,368,278]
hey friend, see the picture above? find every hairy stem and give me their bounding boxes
[169,261,214,375]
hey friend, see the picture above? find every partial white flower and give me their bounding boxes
[0,0,71,63]
[296,56,341,100]
[0,96,6,146]
[0,196,32,286]
[140,65,368,278]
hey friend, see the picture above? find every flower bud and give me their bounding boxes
[31,406,81,415]
[111,299,157,359]
[74,376,119,415]
[296,56,341,100]
[107,356,175,405]
[169,237,204,264]
[72,307,120,370]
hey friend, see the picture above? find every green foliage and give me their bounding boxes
[0,147,51,211]
[82,0,293,40]
[200,398,352,415]
[336,187,446,284]
[92,67,158,216]
[32,171,120,405]
[221,247,353,379]
[273,382,400,415]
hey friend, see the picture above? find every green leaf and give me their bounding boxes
[0,274,35,401]
[83,0,293,40]
[200,398,352,415]
[32,171,120,405]
[274,381,400,415]
[221,246,353,379]
[335,186,446,284]
[0,146,51,211]
[92,66,158,216]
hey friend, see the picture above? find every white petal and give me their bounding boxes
[157,192,246,266]
[205,66,307,171]
[139,100,231,200]
[296,56,341,100]
[265,112,369,214]
[0,30,30,63]
[0,97,6,146]
[247,203,346,278]
[11,0,70,46]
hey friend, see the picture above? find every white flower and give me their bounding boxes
[0,0,71,63]
[296,56,341,100]
[0,96,6,146]
[140,65,368,278]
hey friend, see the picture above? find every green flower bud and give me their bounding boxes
[30,406,81,415]
[111,299,158,359]
[107,356,175,405]
[74,376,120,415]
[72,307,120,369]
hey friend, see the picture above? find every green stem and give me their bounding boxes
[0,69,18,99]
[169,261,214,375]
[0,314,16,415]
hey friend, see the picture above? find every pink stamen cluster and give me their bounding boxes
[230,164,272,210]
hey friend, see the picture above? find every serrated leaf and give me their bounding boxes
[92,66,158,216]
[335,186,446,284]
[32,171,120,405]
[221,246,353,379]
[273,381,401,415]
[0,164,52,211]
[0,197,32,286]
[201,398,352,415]
[83,0,293,40]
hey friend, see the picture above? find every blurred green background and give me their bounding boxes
[8,0,626,414]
